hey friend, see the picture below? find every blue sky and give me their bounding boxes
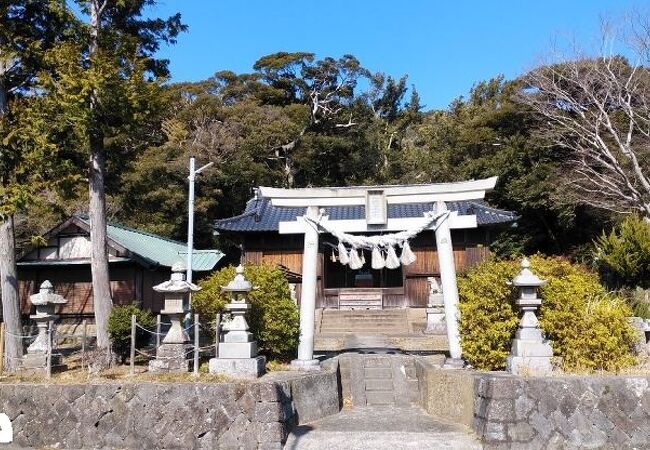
[150,1,641,110]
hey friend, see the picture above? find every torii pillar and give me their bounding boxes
[434,201,463,363]
[291,206,321,370]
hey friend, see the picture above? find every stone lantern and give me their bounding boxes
[149,261,200,372]
[23,280,67,369]
[506,258,554,376]
[209,265,265,379]
[425,277,446,334]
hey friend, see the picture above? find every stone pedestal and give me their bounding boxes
[290,358,321,371]
[148,308,191,373]
[209,356,265,379]
[425,278,446,335]
[425,306,446,334]
[506,308,554,375]
[21,353,65,374]
[149,343,190,372]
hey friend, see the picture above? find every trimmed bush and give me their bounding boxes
[108,304,155,363]
[459,255,637,372]
[193,264,300,361]
[595,215,650,289]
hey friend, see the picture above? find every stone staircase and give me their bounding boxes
[339,354,419,407]
[319,309,409,334]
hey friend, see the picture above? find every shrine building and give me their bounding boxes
[215,177,517,364]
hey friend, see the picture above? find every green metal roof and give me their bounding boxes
[79,217,224,271]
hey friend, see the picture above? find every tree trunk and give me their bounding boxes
[0,57,21,371]
[0,216,22,371]
[89,138,113,355]
[86,0,113,369]
[0,69,7,119]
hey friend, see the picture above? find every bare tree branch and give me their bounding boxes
[518,22,650,219]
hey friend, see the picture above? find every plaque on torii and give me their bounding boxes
[258,177,499,369]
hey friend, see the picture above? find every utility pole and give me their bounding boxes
[187,157,214,284]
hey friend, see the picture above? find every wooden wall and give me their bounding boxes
[15,264,170,318]
[243,230,492,309]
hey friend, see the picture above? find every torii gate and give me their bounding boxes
[259,176,499,369]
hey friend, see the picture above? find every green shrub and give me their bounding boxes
[622,288,650,320]
[459,255,637,372]
[108,304,155,363]
[457,259,520,371]
[595,215,650,288]
[193,264,300,361]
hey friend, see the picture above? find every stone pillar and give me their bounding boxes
[434,201,463,362]
[292,205,321,370]
[506,258,554,376]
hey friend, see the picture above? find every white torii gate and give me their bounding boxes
[259,176,498,369]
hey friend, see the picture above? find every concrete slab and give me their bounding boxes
[284,406,482,449]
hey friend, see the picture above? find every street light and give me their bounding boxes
[187,157,214,284]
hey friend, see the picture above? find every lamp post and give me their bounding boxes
[506,258,554,376]
[187,157,214,284]
[209,265,265,379]
[24,281,67,371]
[149,262,201,373]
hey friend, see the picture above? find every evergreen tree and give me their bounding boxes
[34,0,185,366]
[0,0,73,371]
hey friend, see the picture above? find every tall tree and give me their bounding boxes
[519,21,650,220]
[37,0,185,366]
[253,52,370,186]
[0,0,72,370]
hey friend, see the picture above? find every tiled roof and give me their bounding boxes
[78,216,224,271]
[214,196,518,232]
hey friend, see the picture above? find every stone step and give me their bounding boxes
[324,310,406,314]
[321,320,406,327]
[322,312,406,317]
[321,325,405,329]
[320,327,407,332]
[323,310,406,320]
[363,357,391,368]
[321,325,406,331]
[365,391,396,406]
[321,323,406,328]
[284,407,484,450]
[364,378,394,391]
[364,367,393,379]
[321,321,406,326]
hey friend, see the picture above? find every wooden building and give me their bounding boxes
[15,216,224,320]
[215,186,517,310]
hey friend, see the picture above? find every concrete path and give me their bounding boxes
[284,406,482,450]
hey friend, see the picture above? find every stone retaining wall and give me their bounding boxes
[416,359,650,449]
[0,366,340,450]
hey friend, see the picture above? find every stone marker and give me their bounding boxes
[425,277,446,334]
[23,280,67,370]
[149,262,200,372]
[506,258,554,376]
[209,265,265,379]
